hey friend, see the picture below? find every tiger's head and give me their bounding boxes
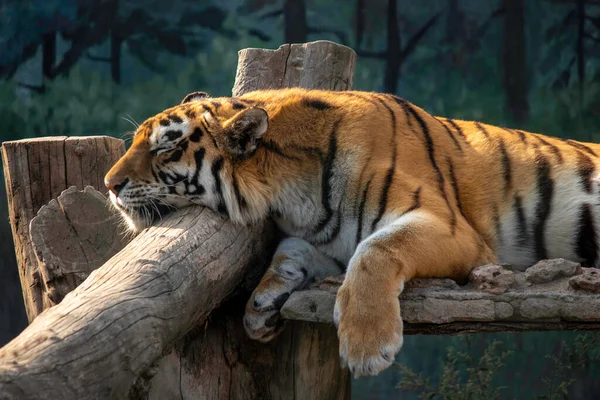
[104,91,272,232]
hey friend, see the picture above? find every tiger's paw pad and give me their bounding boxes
[334,291,404,377]
[243,292,291,342]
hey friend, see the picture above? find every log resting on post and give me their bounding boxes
[0,203,275,399]
[0,41,357,400]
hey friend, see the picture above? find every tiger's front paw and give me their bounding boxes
[243,288,290,342]
[334,284,404,377]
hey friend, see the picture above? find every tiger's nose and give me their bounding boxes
[105,177,129,196]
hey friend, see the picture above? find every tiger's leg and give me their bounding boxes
[335,210,495,377]
[244,237,343,342]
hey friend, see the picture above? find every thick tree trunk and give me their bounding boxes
[1,136,125,322]
[233,40,356,95]
[501,0,529,124]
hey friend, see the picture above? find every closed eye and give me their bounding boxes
[150,147,171,156]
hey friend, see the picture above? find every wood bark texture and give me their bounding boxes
[232,40,355,96]
[281,260,600,334]
[148,306,350,400]
[0,204,275,400]
[1,136,125,322]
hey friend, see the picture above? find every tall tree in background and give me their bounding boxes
[501,0,529,124]
[546,0,600,89]
[0,0,247,86]
[41,32,56,80]
[284,0,307,43]
[355,0,440,93]
[384,0,401,92]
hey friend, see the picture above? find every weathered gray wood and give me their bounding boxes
[0,206,275,400]
[232,40,356,96]
[1,136,125,322]
[146,40,357,400]
[280,260,600,334]
[30,186,129,306]
[148,309,350,400]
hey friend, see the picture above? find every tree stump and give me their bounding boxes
[30,186,129,306]
[233,40,356,96]
[1,136,125,321]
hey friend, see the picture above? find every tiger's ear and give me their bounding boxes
[181,91,210,104]
[222,107,268,156]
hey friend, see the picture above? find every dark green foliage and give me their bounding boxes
[352,333,600,399]
[397,337,512,400]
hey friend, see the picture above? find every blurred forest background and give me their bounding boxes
[1,0,600,398]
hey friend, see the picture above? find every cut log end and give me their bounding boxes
[233,40,356,96]
[30,186,129,305]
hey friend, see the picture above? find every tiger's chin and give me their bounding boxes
[110,198,175,233]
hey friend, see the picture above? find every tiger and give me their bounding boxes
[104,87,600,377]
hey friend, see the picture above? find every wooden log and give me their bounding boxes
[146,39,356,400]
[0,204,276,400]
[1,136,125,321]
[0,41,356,400]
[280,261,600,334]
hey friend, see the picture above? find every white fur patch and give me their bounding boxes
[498,166,600,269]
[498,187,538,269]
[546,168,599,261]
[149,117,192,149]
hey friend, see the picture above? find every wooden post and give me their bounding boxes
[1,136,125,321]
[148,40,356,400]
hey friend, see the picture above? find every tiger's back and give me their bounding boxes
[236,88,600,273]
[104,87,600,377]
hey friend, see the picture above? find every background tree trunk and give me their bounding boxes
[284,0,308,43]
[41,32,56,80]
[384,0,401,93]
[355,0,366,48]
[111,28,122,84]
[502,0,529,124]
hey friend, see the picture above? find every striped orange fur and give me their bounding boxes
[105,88,600,376]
